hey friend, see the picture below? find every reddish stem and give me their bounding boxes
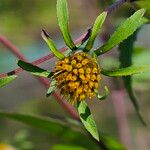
[0,35,79,120]
[0,33,87,78]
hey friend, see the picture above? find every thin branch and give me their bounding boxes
[0,0,129,78]
[106,0,128,15]
[0,35,79,120]
[0,33,87,78]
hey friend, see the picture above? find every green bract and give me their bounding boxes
[0,75,17,87]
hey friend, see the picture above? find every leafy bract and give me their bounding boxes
[41,30,65,59]
[101,66,150,77]
[94,9,146,56]
[77,101,99,141]
[46,79,56,97]
[84,12,107,51]
[95,86,109,100]
[18,60,53,78]
[0,75,17,87]
[57,0,76,50]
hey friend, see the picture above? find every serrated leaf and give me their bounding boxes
[84,12,107,51]
[94,9,146,56]
[101,66,150,77]
[41,30,65,59]
[0,75,17,87]
[57,0,76,50]
[18,60,53,78]
[77,101,99,141]
[95,86,109,100]
[119,31,146,125]
[46,79,56,97]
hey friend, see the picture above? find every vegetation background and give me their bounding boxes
[0,0,150,150]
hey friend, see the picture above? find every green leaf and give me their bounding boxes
[77,101,99,141]
[101,66,150,77]
[84,12,107,51]
[95,86,109,100]
[119,31,146,125]
[101,134,126,150]
[134,0,150,19]
[46,79,56,97]
[51,144,87,150]
[57,0,76,50]
[18,60,53,78]
[41,30,65,59]
[0,111,100,150]
[0,111,75,135]
[0,75,17,87]
[94,9,146,56]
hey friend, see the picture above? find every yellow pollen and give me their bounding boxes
[91,74,96,81]
[78,68,84,74]
[89,81,94,88]
[76,86,83,94]
[86,68,91,74]
[65,65,72,72]
[72,75,77,81]
[84,84,89,92]
[73,69,78,75]
[79,74,85,80]
[77,55,83,61]
[64,58,69,63]
[74,82,80,88]
[76,63,82,68]
[94,82,99,89]
[71,60,77,66]
[97,74,101,81]
[92,68,98,73]
[66,73,72,81]
[86,74,91,80]
[79,94,86,100]
[82,59,89,65]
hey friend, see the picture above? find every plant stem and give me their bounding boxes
[0,35,79,120]
[106,0,128,14]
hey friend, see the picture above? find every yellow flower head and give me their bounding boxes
[54,52,101,104]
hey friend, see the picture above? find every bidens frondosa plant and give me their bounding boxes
[2,0,150,142]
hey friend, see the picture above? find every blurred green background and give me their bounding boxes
[0,0,150,150]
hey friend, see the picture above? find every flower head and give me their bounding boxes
[53,52,101,104]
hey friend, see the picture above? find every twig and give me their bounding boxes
[106,0,128,14]
[0,35,79,120]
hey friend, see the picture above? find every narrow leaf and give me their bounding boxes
[52,144,87,150]
[46,79,56,97]
[77,101,99,141]
[0,111,101,149]
[0,75,17,87]
[101,66,150,77]
[94,9,146,56]
[41,30,65,59]
[57,0,76,50]
[119,31,146,125]
[85,12,107,51]
[0,111,75,135]
[18,60,53,78]
[95,86,109,100]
